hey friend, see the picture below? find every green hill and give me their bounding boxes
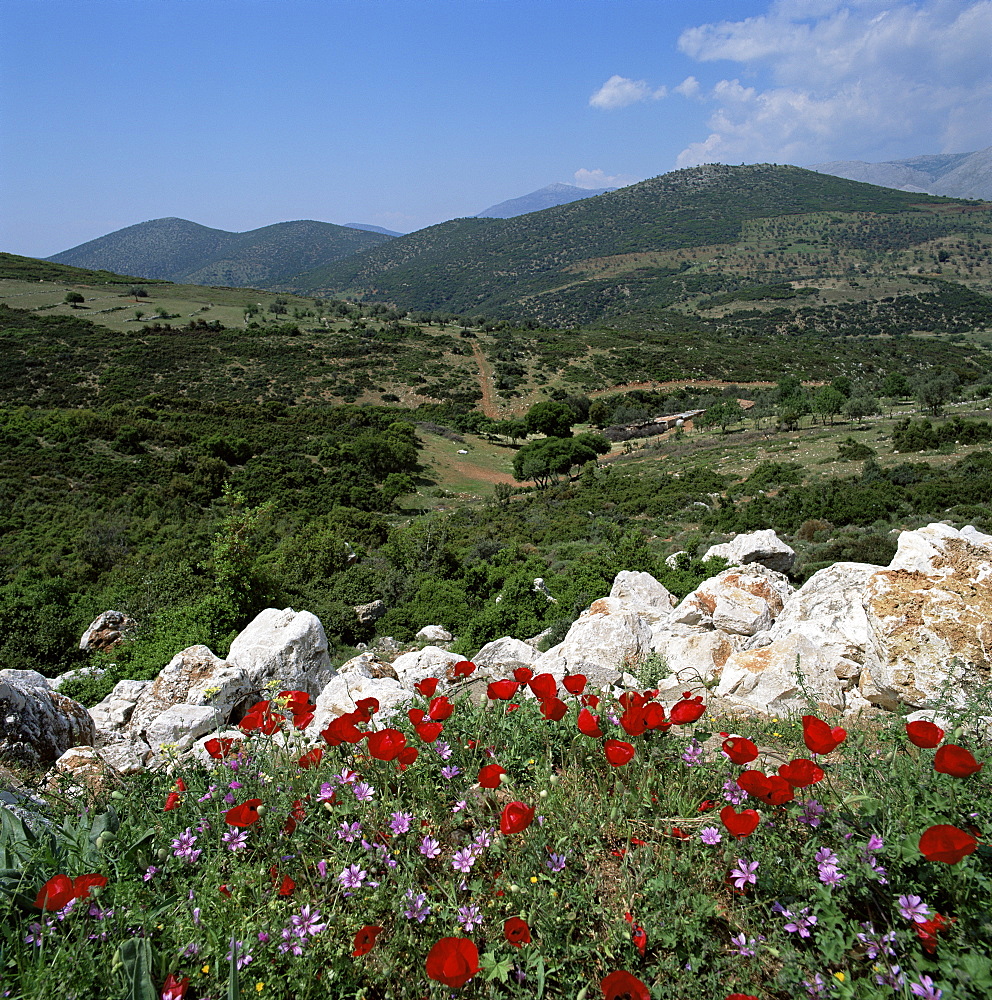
[48,217,394,287]
[284,163,992,332]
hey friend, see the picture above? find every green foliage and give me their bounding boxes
[837,438,876,461]
[892,416,992,452]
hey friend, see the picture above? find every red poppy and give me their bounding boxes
[414,721,444,743]
[919,824,978,864]
[619,706,648,737]
[239,703,281,735]
[277,874,295,897]
[513,666,534,683]
[297,747,323,769]
[722,737,759,765]
[225,798,264,827]
[631,924,647,956]
[801,715,846,755]
[582,693,601,709]
[670,696,706,724]
[934,744,983,778]
[906,720,945,748]
[71,874,108,899]
[720,805,760,840]
[218,884,232,898]
[528,672,558,700]
[397,746,419,769]
[204,736,239,760]
[604,739,636,767]
[500,801,535,835]
[353,697,380,723]
[453,660,476,678]
[367,728,407,761]
[320,713,366,745]
[777,758,825,788]
[428,695,454,721]
[352,924,383,957]
[506,703,520,713]
[736,770,794,805]
[415,677,439,698]
[503,916,531,946]
[539,696,568,721]
[600,970,650,1000]
[488,679,520,700]
[33,875,75,911]
[478,764,506,789]
[425,936,480,988]
[914,912,952,953]
[643,702,670,731]
[161,973,190,1000]
[282,799,306,836]
[163,791,181,811]
[563,674,587,695]
[408,707,426,724]
[577,707,604,738]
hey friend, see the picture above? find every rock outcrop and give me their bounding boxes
[79,610,135,652]
[1,669,96,765]
[704,529,796,574]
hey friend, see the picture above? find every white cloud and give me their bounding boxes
[674,75,701,98]
[589,74,666,110]
[573,168,640,189]
[673,1,992,166]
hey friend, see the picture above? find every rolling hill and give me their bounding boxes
[283,163,992,331]
[48,217,394,287]
[810,146,992,201]
[475,182,615,218]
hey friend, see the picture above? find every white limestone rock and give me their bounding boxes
[415,625,453,643]
[143,704,219,755]
[227,608,336,697]
[308,671,411,735]
[471,637,541,674]
[0,670,95,765]
[79,610,135,652]
[128,646,253,739]
[704,529,796,574]
[670,565,794,636]
[609,570,677,613]
[389,646,463,689]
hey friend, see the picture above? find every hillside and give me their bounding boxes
[284,164,992,333]
[48,217,394,286]
[475,182,615,218]
[811,146,992,201]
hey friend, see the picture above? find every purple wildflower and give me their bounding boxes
[898,894,930,923]
[729,858,759,890]
[225,939,252,970]
[290,904,326,938]
[910,975,942,1000]
[798,799,825,828]
[352,782,375,802]
[434,741,452,760]
[222,829,248,852]
[337,820,362,842]
[419,835,441,859]
[783,908,818,938]
[143,866,158,882]
[722,777,749,805]
[403,889,431,922]
[338,864,367,889]
[171,828,201,864]
[452,848,477,873]
[389,811,414,835]
[457,904,483,931]
[546,852,568,872]
[681,740,704,766]
[700,826,722,845]
[440,765,461,780]
[728,932,758,957]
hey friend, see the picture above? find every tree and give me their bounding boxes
[813,386,845,425]
[914,373,959,416]
[128,285,148,302]
[844,395,879,424]
[63,291,84,307]
[882,372,911,399]
[523,401,574,439]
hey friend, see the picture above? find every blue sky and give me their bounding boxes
[2,0,990,257]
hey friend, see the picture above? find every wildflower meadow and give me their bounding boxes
[1,663,989,1000]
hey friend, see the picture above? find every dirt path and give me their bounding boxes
[471,343,500,419]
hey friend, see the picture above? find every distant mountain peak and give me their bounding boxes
[476,183,616,219]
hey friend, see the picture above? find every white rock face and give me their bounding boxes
[309,669,411,735]
[143,704,219,754]
[94,733,154,774]
[715,633,848,714]
[704,529,796,574]
[49,746,122,797]
[227,608,336,697]
[860,524,992,710]
[471,637,541,673]
[415,625,453,643]
[389,646,463,689]
[656,629,746,686]
[128,646,253,739]
[79,610,135,652]
[670,566,794,636]
[89,679,151,732]
[0,670,96,765]
[609,571,677,611]
[532,598,653,687]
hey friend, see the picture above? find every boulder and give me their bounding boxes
[670,565,793,636]
[79,610,135,652]
[49,666,106,692]
[609,570,677,611]
[0,669,96,765]
[142,704,219,756]
[472,637,541,674]
[389,646,463,689]
[655,629,746,687]
[415,625,453,643]
[860,524,992,710]
[354,600,387,625]
[714,633,848,715]
[89,679,151,733]
[309,668,411,735]
[704,529,796,574]
[226,608,335,697]
[128,646,253,738]
[532,599,653,688]
[752,562,882,686]
[47,746,123,800]
[93,733,154,774]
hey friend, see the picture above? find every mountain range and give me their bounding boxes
[475,182,615,219]
[811,146,991,201]
[48,217,393,286]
